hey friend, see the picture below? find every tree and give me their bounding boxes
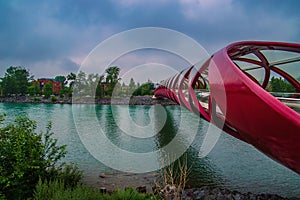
[1,66,31,96]
[269,77,295,93]
[132,82,155,96]
[54,75,66,86]
[86,73,104,97]
[27,82,40,96]
[73,71,87,97]
[105,66,121,96]
[129,78,136,89]
[43,82,53,98]
[67,72,76,89]
[59,87,72,98]
[0,115,74,199]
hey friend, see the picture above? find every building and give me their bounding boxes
[37,78,62,95]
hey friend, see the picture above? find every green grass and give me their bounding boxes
[34,179,153,200]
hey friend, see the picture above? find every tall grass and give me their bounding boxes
[154,154,191,200]
[34,179,152,200]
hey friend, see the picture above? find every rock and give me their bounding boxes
[136,185,147,193]
[99,187,107,194]
[151,173,159,177]
[99,173,106,178]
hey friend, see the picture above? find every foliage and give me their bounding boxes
[1,66,32,96]
[34,179,151,200]
[154,155,190,200]
[73,71,106,98]
[59,87,72,98]
[268,77,295,93]
[86,73,104,97]
[67,73,76,89]
[105,66,121,96]
[132,82,155,96]
[34,97,41,102]
[51,96,57,102]
[126,78,137,96]
[54,76,66,86]
[0,115,82,199]
[28,82,41,96]
[73,71,87,97]
[43,82,53,98]
[129,78,136,89]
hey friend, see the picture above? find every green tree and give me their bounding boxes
[1,66,31,96]
[43,82,53,98]
[129,78,136,89]
[269,77,295,93]
[105,66,120,96]
[59,86,72,98]
[54,75,67,86]
[0,115,71,199]
[73,71,87,97]
[132,82,155,96]
[67,72,76,89]
[86,73,104,97]
[128,78,136,95]
[27,82,40,96]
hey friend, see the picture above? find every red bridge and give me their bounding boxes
[154,41,300,174]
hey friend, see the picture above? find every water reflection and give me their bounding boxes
[154,105,223,187]
[0,103,299,197]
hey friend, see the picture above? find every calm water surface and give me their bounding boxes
[0,103,299,197]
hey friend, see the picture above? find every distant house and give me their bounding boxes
[36,78,62,95]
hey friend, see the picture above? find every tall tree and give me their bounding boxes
[54,75,67,85]
[128,78,136,95]
[129,78,136,89]
[67,72,76,89]
[105,66,120,96]
[86,73,104,97]
[27,82,40,96]
[43,82,53,98]
[73,71,86,96]
[1,66,31,96]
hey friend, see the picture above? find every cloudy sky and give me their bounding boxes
[0,0,300,83]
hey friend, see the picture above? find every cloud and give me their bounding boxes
[178,0,233,20]
[0,0,299,79]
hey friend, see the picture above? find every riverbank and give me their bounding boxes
[82,173,299,200]
[0,95,177,106]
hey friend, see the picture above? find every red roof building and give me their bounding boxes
[37,78,62,95]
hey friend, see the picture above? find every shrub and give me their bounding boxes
[51,96,57,102]
[34,97,41,102]
[0,115,82,199]
[154,154,190,200]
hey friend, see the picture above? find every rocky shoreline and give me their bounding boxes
[82,172,299,200]
[178,186,298,200]
[0,95,177,106]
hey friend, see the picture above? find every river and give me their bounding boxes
[0,103,299,197]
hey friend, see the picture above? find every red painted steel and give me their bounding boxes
[154,41,300,174]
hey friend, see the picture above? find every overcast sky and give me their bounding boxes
[0,0,300,83]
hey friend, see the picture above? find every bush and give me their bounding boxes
[34,97,41,102]
[34,179,152,200]
[132,83,154,96]
[0,115,82,199]
[51,96,57,102]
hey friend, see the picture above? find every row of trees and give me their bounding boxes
[0,66,155,98]
[0,66,77,98]
[73,67,155,97]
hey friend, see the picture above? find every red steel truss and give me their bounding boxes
[154,41,300,174]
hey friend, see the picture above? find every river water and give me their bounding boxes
[0,103,299,197]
